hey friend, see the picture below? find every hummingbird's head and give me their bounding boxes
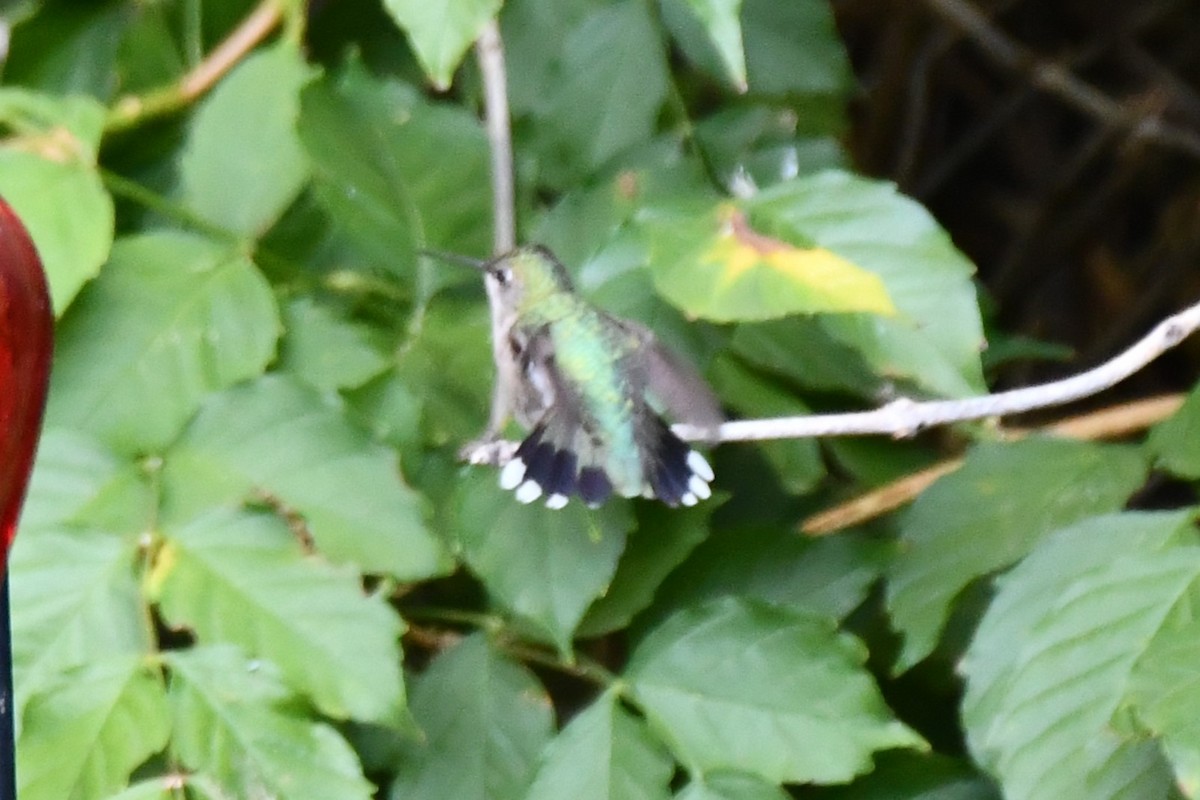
[485,245,575,307]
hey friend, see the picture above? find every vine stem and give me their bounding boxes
[105,0,284,134]
[474,19,516,255]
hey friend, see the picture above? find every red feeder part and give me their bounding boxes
[0,196,53,574]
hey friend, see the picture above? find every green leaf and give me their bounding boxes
[384,295,495,449]
[676,772,790,800]
[741,0,852,98]
[382,0,501,89]
[298,63,492,282]
[153,509,409,724]
[19,428,153,534]
[500,0,594,116]
[18,656,170,800]
[962,511,1198,800]
[179,42,313,237]
[652,527,886,626]
[749,172,985,395]
[644,171,986,396]
[278,297,389,391]
[45,230,279,454]
[0,89,113,311]
[643,201,894,320]
[729,317,882,397]
[677,0,747,90]
[4,2,131,96]
[625,597,923,784]
[1126,601,1200,796]
[454,470,633,652]
[529,0,670,186]
[1147,381,1200,479]
[813,751,1000,799]
[708,356,824,493]
[887,438,1148,671]
[161,374,447,580]
[391,634,554,800]
[10,528,150,722]
[578,501,714,638]
[525,689,674,800]
[167,645,375,800]
[103,777,178,800]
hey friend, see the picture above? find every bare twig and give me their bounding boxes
[106,0,284,133]
[463,298,1200,468]
[674,299,1200,443]
[801,393,1185,535]
[475,19,516,254]
[919,0,1200,160]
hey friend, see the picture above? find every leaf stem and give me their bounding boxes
[100,169,244,246]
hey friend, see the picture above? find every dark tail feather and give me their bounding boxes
[642,416,714,507]
[497,417,713,509]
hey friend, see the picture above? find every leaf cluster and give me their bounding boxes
[5,1,1200,799]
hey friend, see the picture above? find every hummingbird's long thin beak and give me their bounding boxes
[418,248,489,271]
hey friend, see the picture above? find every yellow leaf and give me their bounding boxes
[704,207,896,315]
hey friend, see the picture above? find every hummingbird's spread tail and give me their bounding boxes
[498,416,713,509]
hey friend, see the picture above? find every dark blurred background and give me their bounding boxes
[833,0,1200,397]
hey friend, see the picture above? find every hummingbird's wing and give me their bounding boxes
[498,322,715,509]
[617,319,724,436]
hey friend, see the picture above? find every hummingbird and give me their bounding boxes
[448,245,723,509]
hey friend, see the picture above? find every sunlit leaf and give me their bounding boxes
[962,511,1199,800]
[383,0,501,89]
[278,297,389,392]
[644,203,894,322]
[391,635,553,800]
[10,527,149,724]
[887,438,1147,671]
[167,645,375,800]
[179,43,313,237]
[675,772,790,800]
[153,509,409,724]
[626,597,922,784]
[19,428,152,535]
[18,656,169,800]
[161,374,447,580]
[0,89,112,311]
[45,230,279,454]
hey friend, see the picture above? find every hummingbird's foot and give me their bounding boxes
[459,437,518,466]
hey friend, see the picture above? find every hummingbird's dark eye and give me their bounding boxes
[493,267,513,286]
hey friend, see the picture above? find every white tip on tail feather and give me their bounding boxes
[687,450,714,482]
[515,480,543,504]
[545,493,569,510]
[499,458,526,490]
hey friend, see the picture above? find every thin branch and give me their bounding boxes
[475,19,516,254]
[919,0,1200,160]
[801,393,1185,535]
[463,298,1200,468]
[674,298,1200,443]
[105,0,284,134]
